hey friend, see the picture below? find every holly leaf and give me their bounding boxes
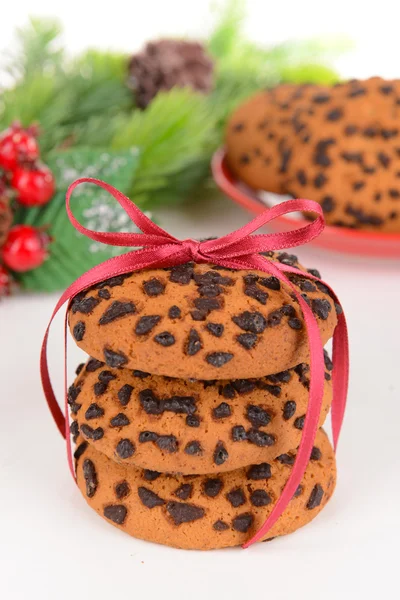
[14,147,140,292]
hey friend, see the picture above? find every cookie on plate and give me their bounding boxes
[68,259,338,380]
[70,352,333,474]
[75,428,336,549]
[226,77,400,231]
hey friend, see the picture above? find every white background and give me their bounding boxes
[1,2,400,599]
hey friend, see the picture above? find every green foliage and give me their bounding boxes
[1,1,350,291]
[13,147,140,292]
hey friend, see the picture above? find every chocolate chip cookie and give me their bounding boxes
[70,352,333,474]
[68,260,338,380]
[75,427,336,549]
[226,77,400,231]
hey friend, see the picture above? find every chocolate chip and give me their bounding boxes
[185,329,203,356]
[190,309,207,321]
[267,370,291,384]
[104,348,128,368]
[70,420,79,442]
[232,379,257,396]
[314,138,335,167]
[247,429,275,447]
[97,274,130,289]
[166,501,205,525]
[296,170,307,186]
[240,153,250,165]
[194,298,221,313]
[310,446,322,460]
[214,441,229,465]
[277,252,298,266]
[378,152,391,169]
[206,322,224,337]
[135,315,161,335]
[143,277,165,297]
[115,438,135,459]
[203,478,223,497]
[154,332,175,346]
[110,413,130,428]
[198,284,222,297]
[94,381,107,397]
[324,350,333,371]
[283,400,296,420]
[84,403,104,420]
[321,196,335,213]
[73,321,86,341]
[186,415,200,427]
[312,93,330,103]
[206,352,233,367]
[312,298,331,320]
[232,311,267,333]
[294,415,305,430]
[80,424,104,441]
[143,470,161,481]
[246,405,271,428]
[267,310,282,327]
[169,263,194,285]
[118,384,133,406]
[236,333,258,349]
[259,276,280,290]
[138,486,165,508]
[261,383,281,397]
[75,363,85,376]
[389,189,400,199]
[232,425,247,441]
[232,513,253,533]
[294,485,303,498]
[380,84,393,95]
[250,490,271,507]
[98,301,136,325]
[314,173,327,188]
[247,463,271,480]
[344,125,357,135]
[156,435,178,453]
[86,358,103,372]
[220,383,236,399]
[213,402,232,419]
[288,317,303,330]
[307,484,324,509]
[71,295,99,315]
[279,144,292,173]
[98,288,111,300]
[174,484,193,500]
[226,488,246,507]
[348,87,366,98]
[244,285,268,305]
[277,453,295,465]
[103,505,127,524]
[82,459,97,498]
[168,305,181,319]
[184,440,203,456]
[353,181,365,191]
[98,370,116,383]
[115,481,130,499]
[233,122,244,132]
[139,431,158,443]
[213,520,229,531]
[326,108,343,121]
[73,441,88,460]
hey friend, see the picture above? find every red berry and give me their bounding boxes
[2,225,51,272]
[11,162,55,207]
[0,265,11,297]
[0,123,40,171]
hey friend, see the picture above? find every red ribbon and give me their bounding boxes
[40,177,349,549]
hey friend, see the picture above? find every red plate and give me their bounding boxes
[212,148,400,258]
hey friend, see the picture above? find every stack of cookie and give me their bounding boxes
[68,253,339,549]
[225,77,400,232]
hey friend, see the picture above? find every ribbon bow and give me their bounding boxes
[41,177,349,549]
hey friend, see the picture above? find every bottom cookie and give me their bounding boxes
[75,428,336,550]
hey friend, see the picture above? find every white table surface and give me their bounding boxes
[1,192,399,600]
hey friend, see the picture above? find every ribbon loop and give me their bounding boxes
[41,177,349,551]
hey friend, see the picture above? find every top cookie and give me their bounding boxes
[226,77,400,231]
[68,256,338,380]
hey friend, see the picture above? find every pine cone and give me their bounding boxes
[128,39,214,109]
[0,186,12,248]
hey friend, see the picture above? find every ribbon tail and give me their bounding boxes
[331,312,349,450]
[242,295,325,548]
